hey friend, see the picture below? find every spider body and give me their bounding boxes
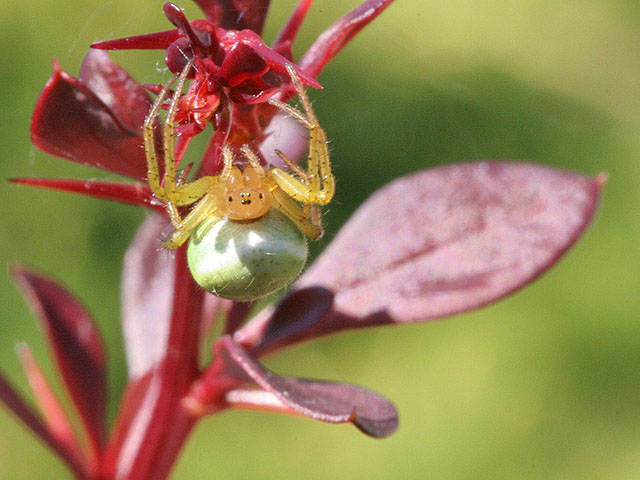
[187,209,308,302]
[143,62,334,301]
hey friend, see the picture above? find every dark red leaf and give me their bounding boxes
[164,3,210,52]
[31,60,148,181]
[239,162,603,352]
[198,125,227,175]
[12,266,107,459]
[212,27,322,89]
[299,0,396,78]
[223,300,255,335]
[91,29,181,51]
[120,215,176,379]
[193,0,271,33]
[0,372,89,479]
[79,50,152,134]
[207,336,398,437]
[10,178,162,212]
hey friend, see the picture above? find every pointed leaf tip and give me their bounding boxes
[299,0,396,78]
[12,265,107,455]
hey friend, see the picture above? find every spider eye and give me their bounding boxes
[228,196,233,202]
[259,193,264,199]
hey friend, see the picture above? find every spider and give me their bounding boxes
[143,61,334,301]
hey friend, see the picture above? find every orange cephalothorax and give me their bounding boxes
[220,165,273,221]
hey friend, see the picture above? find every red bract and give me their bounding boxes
[92,1,327,170]
[4,1,604,479]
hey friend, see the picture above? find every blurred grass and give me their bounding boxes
[1,0,639,478]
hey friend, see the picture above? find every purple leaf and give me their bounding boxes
[122,214,217,379]
[31,59,148,181]
[10,178,162,212]
[201,337,398,437]
[12,266,107,459]
[299,0,396,78]
[236,287,334,356]
[239,162,603,352]
[193,0,271,33]
[223,300,255,335]
[0,372,89,478]
[121,215,176,379]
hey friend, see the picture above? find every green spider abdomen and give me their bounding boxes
[187,209,308,302]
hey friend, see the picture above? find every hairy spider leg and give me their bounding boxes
[143,59,220,249]
[161,59,193,198]
[267,64,335,206]
[272,148,324,235]
[143,60,214,209]
[161,193,220,249]
[271,188,324,239]
[273,148,308,179]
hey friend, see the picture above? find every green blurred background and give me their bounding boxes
[1,0,639,478]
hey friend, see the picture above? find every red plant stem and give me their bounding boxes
[113,248,205,480]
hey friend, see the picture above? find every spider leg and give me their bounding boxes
[144,59,220,248]
[143,72,178,199]
[162,59,194,199]
[162,193,219,249]
[273,149,308,180]
[176,163,194,185]
[271,187,323,240]
[240,145,267,177]
[220,144,236,180]
[144,59,206,205]
[268,64,334,205]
